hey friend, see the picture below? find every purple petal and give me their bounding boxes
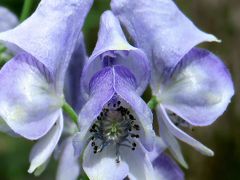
[114,65,155,150]
[111,0,220,88]
[79,67,115,132]
[158,105,214,156]
[83,143,129,180]
[157,111,188,168]
[160,48,234,126]
[0,0,93,90]
[28,113,63,173]
[56,137,80,180]
[64,33,87,113]
[0,6,18,32]
[82,10,150,97]
[0,53,62,139]
[152,153,184,180]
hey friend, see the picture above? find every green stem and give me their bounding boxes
[20,0,33,22]
[147,96,159,110]
[62,102,79,127]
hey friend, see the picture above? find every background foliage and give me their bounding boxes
[0,0,239,179]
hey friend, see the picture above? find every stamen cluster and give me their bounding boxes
[89,100,140,163]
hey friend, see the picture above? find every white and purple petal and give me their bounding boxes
[158,105,214,156]
[82,10,150,97]
[157,113,188,168]
[0,0,93,90]
[28,113,63,173]
[0,53,62,139]
[83,143,129,180]
[114,65,155,150]
[160,48,234,126]
[111,0,220,89]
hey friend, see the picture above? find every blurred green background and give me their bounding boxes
[0,0,239,179]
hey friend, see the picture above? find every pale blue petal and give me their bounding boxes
[0,0,93,90]
[0,53,62,139]
[28,113,63,173]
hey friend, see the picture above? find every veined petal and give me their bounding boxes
[0,53,62,139]
[158,105,214,156]
[79,67,115,132]
[157,111,188,168]
[75,67,116,153]
[64,33,87,112]
[56,137,80,180]
[0,0,93,90]
[0,6,18,32]
[114,65,155,150]
[160,48,234,126]
[28,113,63,173]
[111,0,220,89]
[152,153,184,180]
[82,10,150,97]
[83,143,129,180]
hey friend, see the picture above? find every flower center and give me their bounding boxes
[89,99,140,163]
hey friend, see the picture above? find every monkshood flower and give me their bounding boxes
[73,11,160,179]
[111,0,234,167]
[0,0,93,173]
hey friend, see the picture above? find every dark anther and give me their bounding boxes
[116,159,120,163]
[132,143,136,147]
[129,114,134,120]
[91,142,95,146]
[131,147,135,151]
[133,124,140,130]
[94,151,97,154]
[94,146,98,151]
[117,101,121,105]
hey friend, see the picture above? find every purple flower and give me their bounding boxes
[0,0,93,173]
[72,11,161,179]
[111,0,234,167]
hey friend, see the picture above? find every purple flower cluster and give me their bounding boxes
[0,0,234,180]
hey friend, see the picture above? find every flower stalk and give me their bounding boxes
[62,101,79,127]
[20,0,33,22]
[147,95,158,110]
